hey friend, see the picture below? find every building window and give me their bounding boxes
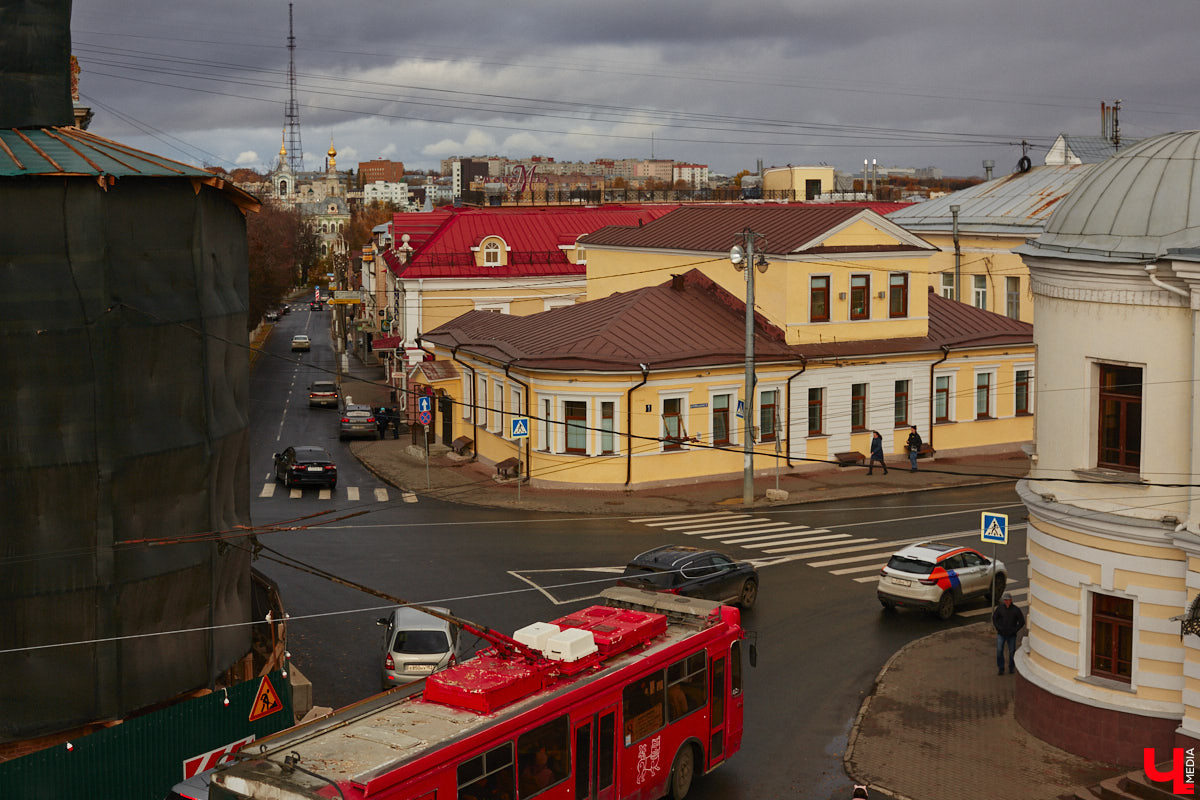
[807,388,824,435]
[940,272,955,299]
[600,401,615,455]
[851,383,867,431]
[491,378,503,430]
[564,401,587,454]
[538,398,551,451]
[662,398,684,450]
[850,274,870,320]
[1090,593,1133,683]
[484,241,501,266]
[463,376,474,419]
[477,377,488,426]
[1098,364,1142,471]
[972,275,987,310]
[759,390,778,442]
[889,273,909,318]
[935,376,951,423]
[975,373,992,418]
[712,394,731,446]
[1006,276,1021,319]
[1015,370,1031,415]
[509,386,523,433]
[894,380,910,426]
[810,276,830,322]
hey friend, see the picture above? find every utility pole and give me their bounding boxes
[950,204,961,303]
[730,230,769,506]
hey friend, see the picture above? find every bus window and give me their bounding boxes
[574,722,592,800]
[666,652,707,722]
[517,715,569,797]
[597,712,615,792]
[459,743,515,800]
[622,671,665,745]
[730,641,742,697]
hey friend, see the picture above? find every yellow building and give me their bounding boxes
[762,165,836,200]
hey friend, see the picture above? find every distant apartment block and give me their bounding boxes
[358,158,406,185]
[362,180,410,207]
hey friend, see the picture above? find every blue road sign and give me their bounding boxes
[510,417,530,439]
[735,400,745,419]
[981,512,1009,545]
[417,396,432,413]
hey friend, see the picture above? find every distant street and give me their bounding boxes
[248,314,1027,800]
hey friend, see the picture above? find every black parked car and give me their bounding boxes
[273,445,337,489]
[617,545,758,609]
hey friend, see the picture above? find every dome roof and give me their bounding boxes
[1025,131,1200,261]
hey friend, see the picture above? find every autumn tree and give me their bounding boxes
[245,202,317,327]
[343,201,394,254]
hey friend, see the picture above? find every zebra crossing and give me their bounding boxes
[627,511,1025,613]
[258,483,419,503]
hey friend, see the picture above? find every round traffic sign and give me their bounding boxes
[418,410,432,426]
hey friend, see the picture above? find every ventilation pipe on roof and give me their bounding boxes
[671,274,685,291]
[625,364,650,486]
[983,160,995,181]
[784,357,807,467]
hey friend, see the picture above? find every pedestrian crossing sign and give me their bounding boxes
[981,512,1008,544]
[510,416,530,439]
[735,400,745,419]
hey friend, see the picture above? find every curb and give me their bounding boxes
[842,621,991,799]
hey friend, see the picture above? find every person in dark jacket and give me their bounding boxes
[867,431,888,475]
[992,592,1026,675]
[905,425,922,472]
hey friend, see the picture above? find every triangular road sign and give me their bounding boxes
[248,675,283,722]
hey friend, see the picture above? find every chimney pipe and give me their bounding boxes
[0,0,75,128]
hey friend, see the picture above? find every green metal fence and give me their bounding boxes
[0,669,293,800]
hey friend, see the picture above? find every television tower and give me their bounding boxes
[284,3,304,173]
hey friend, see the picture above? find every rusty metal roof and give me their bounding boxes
[422,270,797,372]
[0,126,260,210]
[580,204,931,255]
[887,165,1093,237]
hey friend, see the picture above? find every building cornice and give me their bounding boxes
[1018,479,1181,547]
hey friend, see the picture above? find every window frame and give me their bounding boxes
[934,374,952,424]
[490,378,504,431]
[810,275,831,322]
[1097,363,1143,472]
[661,395,688,451]
[711,393,731,446]
[850,274,870,320]
[564,400,588,455]
[893,379,910,426]
[972,274,988,310]
[974,371,994,419]
[600,400,616,455]
[940,272,955,299]
[850,383,867,431]
[758,389,779,443]
[889,273,909,318]
[1089,591,1133,684]
[483,240,502,266]
[1014,369,1032,416]
[807,387,824,436]
[1005,276,1021,319]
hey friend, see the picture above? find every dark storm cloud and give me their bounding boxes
[63,0,1200,177]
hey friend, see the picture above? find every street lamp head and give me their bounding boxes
[729,244,745,270]
[755,253,769,273]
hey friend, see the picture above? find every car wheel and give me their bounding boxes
[935,591,955,621]
[880,598,896,611]
[669,744,695,800]
[284,472,293,489]
[737,578,758,610]
[991,574,1006,603]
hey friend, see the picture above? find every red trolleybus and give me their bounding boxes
[212,587,749,800]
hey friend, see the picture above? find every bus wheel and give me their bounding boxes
[669,744,695,800]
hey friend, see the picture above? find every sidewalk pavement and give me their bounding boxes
[335,354,1124,798]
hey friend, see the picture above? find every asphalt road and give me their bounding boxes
[248,315,1028,800]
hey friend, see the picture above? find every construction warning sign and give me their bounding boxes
[248,675,283,722]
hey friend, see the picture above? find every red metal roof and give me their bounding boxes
[580,204,925,255]
[422,269,797,372]
[391,205,678,279]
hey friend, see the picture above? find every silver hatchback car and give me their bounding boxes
[339,404,379,440]
[377,606,460,690]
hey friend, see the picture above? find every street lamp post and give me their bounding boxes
[730,229,769,506]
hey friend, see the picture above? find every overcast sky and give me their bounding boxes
[70,0,1200,179]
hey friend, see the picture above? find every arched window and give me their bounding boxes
[278,180,288,195]
[484,241,501,266]
[322,243,328,255]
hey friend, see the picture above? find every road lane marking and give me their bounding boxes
[709,527,828,542]
[318,488,332,500]
[402,491,418,503]
[830,563,889,576]
[795,530,983,560]
[760,535,867,553]
[289,488,302,498]
[374,488,389,502]
[346,487,360,501]
[629,512,740,524]
[645,514,752,528]
[664,519,784,534]
[259,483,276,498]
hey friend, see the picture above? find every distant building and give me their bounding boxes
[362,180,409,207]
[1043,133,1142,165]
[358,158,406,184]
[762,165,835,199]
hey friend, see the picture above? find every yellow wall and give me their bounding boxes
[762,166,835,195]
[920,232,1033,323]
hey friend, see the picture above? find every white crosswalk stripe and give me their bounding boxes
[630,512,742,525]
[709,528,833,544]
[258,483,407,503]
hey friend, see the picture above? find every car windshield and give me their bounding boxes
[621,565,680,587]
[391,630,450,655]
[885,555,935,575]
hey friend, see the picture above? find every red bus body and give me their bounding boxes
[213,588,746,800]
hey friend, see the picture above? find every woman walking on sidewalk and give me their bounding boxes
[867,431,888,475]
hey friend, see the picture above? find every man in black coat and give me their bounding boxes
[992,592,1026,675]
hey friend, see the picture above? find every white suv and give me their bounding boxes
[877,542,1006,620]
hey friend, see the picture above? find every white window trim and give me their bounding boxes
[597,397,621,455]
[972,274,988,310]
[973,368,998,419]
[709,388,738,446]
[462,373,473,419]
[757,386,783,443]
[490,378,504,432]
[934,371,955,423]
[659,391,691,452]
[559,395,593,455]
[474,300,511,314]
[805,386,825,437]
[537,396,552,451]
[1014,365,1035,416]
[476,374,489,427]
[542,298,576,312]
[1079,585,1139,689]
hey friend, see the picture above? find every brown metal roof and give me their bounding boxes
[579,204,901,255]
[422,270,798,372]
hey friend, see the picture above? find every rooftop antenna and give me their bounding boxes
[284,3,304,173]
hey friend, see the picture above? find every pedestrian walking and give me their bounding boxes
[375,407,390,439]
[867,431,888,475]
[905,425,922,472]
[992,592,1025,675]
[388,406,401,439]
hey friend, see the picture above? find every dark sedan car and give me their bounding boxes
[617,545,758,609]
[273,446,337,489]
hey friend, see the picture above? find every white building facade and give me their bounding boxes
[1014,131,1200,766]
